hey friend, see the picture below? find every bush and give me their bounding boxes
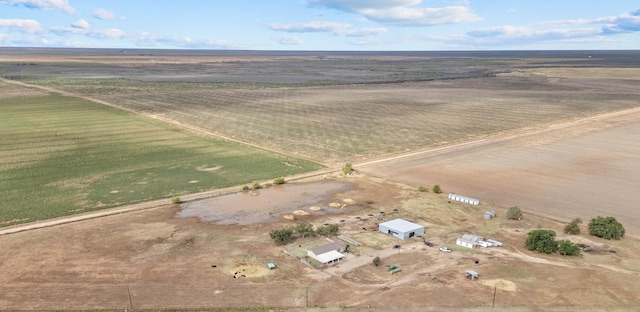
[171,196,181,204]
[372,256,381,267]
[242,185,250,191]
[252,181,262,190]
[432,184,442,194]
[588,216,625,240]
[342,163,353,175]
[507,206,523,220]
[417,185,428,192]
[316,224,339,236]
[525,229,558,254]
[563,218,582,235]
[557,240,581,256]
[273,177,286,185]
[269,227,294,245]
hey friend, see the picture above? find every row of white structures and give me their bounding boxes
[456,234,503,248]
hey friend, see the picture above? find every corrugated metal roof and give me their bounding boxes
[379,218,424,233]
[315,250,345,264]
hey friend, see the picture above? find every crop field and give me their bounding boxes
[0,86,322,227]
[3,50,639,165]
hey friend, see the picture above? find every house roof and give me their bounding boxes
[310,241,344,256]
[314,250,345,264]
[460,234,483,242]
[379,218,424,232]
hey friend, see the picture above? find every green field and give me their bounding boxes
[0,92,323,227]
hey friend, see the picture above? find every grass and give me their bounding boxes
[0,93,323,227]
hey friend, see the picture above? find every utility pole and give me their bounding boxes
[492,285,497,307]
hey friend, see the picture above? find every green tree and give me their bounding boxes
[269,227,294,245]
[417,185,428,192]
[432,184,442,194]
[294,221,315,238]
[273,177,286,185]
[563,218,582,235]
[342,163,353,175]
[557,240,581,256]
[588,216,625,240]
[507,206,523,220]
[316,224,339,236]
[526,229,558,254]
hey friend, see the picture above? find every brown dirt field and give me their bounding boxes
[360,107,640,237]
[1,174,639,311]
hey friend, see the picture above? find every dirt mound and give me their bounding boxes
[293,210,310,216]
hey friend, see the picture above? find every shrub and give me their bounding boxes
[316,224,339,236]
[563,218,582,235]
[342,163,353,175]
[557,240,581,256]
[269,227,294,245]
[372,256,381,267]
[507,206,523,220]
[417,185,428,192]
[273,177,286,185]
[525,229,558,254]
[432,184,442,194]
[588,216,625,240]
[252,181,262,190]
[171,196,181,204]
[242,185,250,191]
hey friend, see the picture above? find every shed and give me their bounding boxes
[456,234,484,248]
[378,218,425,240]
[466,270,479,280]
[267,263,277,270]
[448,193,480,205]
[483,210,496,220]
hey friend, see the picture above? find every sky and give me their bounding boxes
[0,0,639,50]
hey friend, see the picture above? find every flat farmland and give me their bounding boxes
[11,74,640,166]
[4,50,638,166]
[360,107,640,236]
[0,84,322,227]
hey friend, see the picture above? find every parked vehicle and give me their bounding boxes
[439,247,452,252]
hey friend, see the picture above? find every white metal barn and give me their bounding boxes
[378,218,425,240]
[448,193,480,205]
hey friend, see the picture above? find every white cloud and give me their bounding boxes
[274,35,304,45]
[71,19,89,29]
[307,0,481,26]
[92,8,121,20]
[0,18,42,33]
[268,21,387,37]
[0,0,75,13]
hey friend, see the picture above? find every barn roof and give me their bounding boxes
[379,218,424,232]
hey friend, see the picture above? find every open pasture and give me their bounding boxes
[0,87,322,227]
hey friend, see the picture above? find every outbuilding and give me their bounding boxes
[378,218,425,240]
[448,193,480,205]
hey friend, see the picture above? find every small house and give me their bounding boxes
[307,241,345,265]
[456,234,484,248]
[378,218,425,240]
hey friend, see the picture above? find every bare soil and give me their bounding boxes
[1,173,639,311]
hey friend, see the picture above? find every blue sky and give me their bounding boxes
[0,0,639,50]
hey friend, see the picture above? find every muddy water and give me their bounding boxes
[177,181,356,225]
